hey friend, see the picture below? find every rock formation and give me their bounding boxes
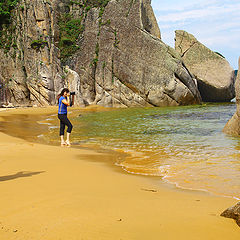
[175,30,235,102]
[223,57,240,135]
[221,202,240,227]
[0,0,201,107]
[0,0,64,106]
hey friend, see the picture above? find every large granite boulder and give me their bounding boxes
[175,30,235,102]
[223,57,240,135]
[221,202,240,227]
[0,0,201,107]
[74,0,201,107]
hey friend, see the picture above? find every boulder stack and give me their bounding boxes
[175,30,235,102]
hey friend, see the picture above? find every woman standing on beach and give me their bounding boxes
[57,88,73,146]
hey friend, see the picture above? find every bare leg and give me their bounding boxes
[60,135,66,146]
[66,132,71,146]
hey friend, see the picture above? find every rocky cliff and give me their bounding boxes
[0,0,201,107]
[175,30,235,102]
[223,57,240,135]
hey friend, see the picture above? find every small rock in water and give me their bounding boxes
[221,202,240,226]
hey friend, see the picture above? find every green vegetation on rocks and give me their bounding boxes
[0,24,17,53]
[0,0,19,52]
[58,0,110,62]
[58,13,84,60]
[0,0,19,23]
[30,40,48,50]
[70,0,110,8]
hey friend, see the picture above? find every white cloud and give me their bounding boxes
[157,3,240,23]
[200,32,240,49]
[151,0,240,69]
[152,0,218,12]
[214,20,240,32]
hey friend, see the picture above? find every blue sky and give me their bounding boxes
[151,0,240,69]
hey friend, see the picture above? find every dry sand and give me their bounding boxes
[0,107,239,240]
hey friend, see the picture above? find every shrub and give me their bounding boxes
[0,0,19,24]
[30,40,48,50]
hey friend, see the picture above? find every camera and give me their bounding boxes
[70,92,75,106]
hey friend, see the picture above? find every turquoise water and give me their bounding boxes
[45,103,240,199]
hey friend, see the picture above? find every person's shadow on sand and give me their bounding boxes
[0,171,45,182]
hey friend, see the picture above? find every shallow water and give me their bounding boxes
[44,103,240,199]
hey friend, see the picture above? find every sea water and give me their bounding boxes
[45,103,240,199]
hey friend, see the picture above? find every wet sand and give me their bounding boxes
[0,106,240,239]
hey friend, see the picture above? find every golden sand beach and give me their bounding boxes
[0,107,240,240]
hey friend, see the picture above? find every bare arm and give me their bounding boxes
[62,96,70,106]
